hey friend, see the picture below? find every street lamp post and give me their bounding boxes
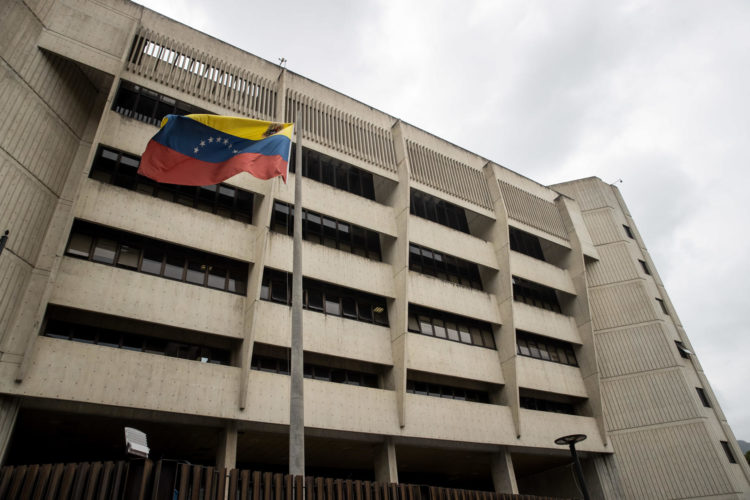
[555,433,590,500]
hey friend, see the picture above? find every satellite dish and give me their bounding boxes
[124,427,150,458]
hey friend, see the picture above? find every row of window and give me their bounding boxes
[406,380,490,403]
[113,80,209,127]
[516,331,578,366]
[519,396,576,415]
[260,269,389,326]
[512,276,562,313]
[44,319,231,365]
[409,243,482,290]
[272,201,382,261]
[408,305,496,349]
[66,220,248,295]
[90,146,255,224]
[251,355,379,388]
[509,227,545,261]
[289,147,376,201]
[410,190,470,234]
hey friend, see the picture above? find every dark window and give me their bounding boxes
[410,190,469,233]
[656,298,668,315]
[623,225,635,239]
[409,243,482,290]
[43,318,231,365]
[289,147,376,200]
[720,441,737,464]
[90,145,255,224]
[675,341,693,359]
[512,276,562,313]
[696,387,711,408]
[251,354,379,388]
[65,219,248,295]
[520,396,576,415]
[271,201,381,261]
[408,304,495,349]
[517,331,578,367]
[406,380,489,403]
[639,259,651,275]
[509,227,545,261]
[112,80,210,126]
[260,269,389,327]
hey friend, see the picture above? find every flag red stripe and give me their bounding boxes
[138,140,288,186]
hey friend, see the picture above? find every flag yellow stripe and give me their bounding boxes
[160,114,294,141]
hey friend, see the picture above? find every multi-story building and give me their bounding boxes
[0,0,748,497]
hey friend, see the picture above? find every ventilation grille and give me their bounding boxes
[498,181,568,240]
[126,27,277,120]
[284,91,397,173]
[406,141,493,210]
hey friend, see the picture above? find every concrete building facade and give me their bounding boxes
[0,0,748,497]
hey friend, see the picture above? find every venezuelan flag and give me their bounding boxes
[138,114,294,186]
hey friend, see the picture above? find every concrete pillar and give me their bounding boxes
[216,421,238,470]
[490,448,518,494]
[374,438,398,484]
[0,396,20,466]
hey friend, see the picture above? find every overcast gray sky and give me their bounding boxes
[135,0,750,441]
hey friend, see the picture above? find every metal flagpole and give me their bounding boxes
[289,109,305,478]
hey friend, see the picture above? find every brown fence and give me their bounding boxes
[0,460,566,500]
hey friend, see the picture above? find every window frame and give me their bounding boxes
[260,269,389,327]
[409,189,470,234]
[65,220,248,295]
[516,330,578,367]
[44,318,232,366]
[271,201,382,261]
[408,242,483,290]
[407,304,496,350]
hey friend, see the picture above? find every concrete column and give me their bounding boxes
[216,421,238,470]
[386,121,412,428]
[490,448,518,494]
[373,438,398,484]
[0,396,20,466]
[483,163,521,438]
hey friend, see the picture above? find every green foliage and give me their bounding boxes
[745,450,750,465]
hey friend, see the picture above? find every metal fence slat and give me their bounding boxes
[70,462,89,499]
[176,464,190,500]
[262,472,273,500]
[228,469,239,500]
[83,462,102,500]
[274,473,283,500]
[204,466,214,500]
[57,464,77,499]
[19,463,39,499]
[95,462,114,500]
[32,463,52,500]
[252,471,261,500]
[190,465,201,500]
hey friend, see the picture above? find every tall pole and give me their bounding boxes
[569,443,590,500]
[555,434,590,500]
[289,110,305,478]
